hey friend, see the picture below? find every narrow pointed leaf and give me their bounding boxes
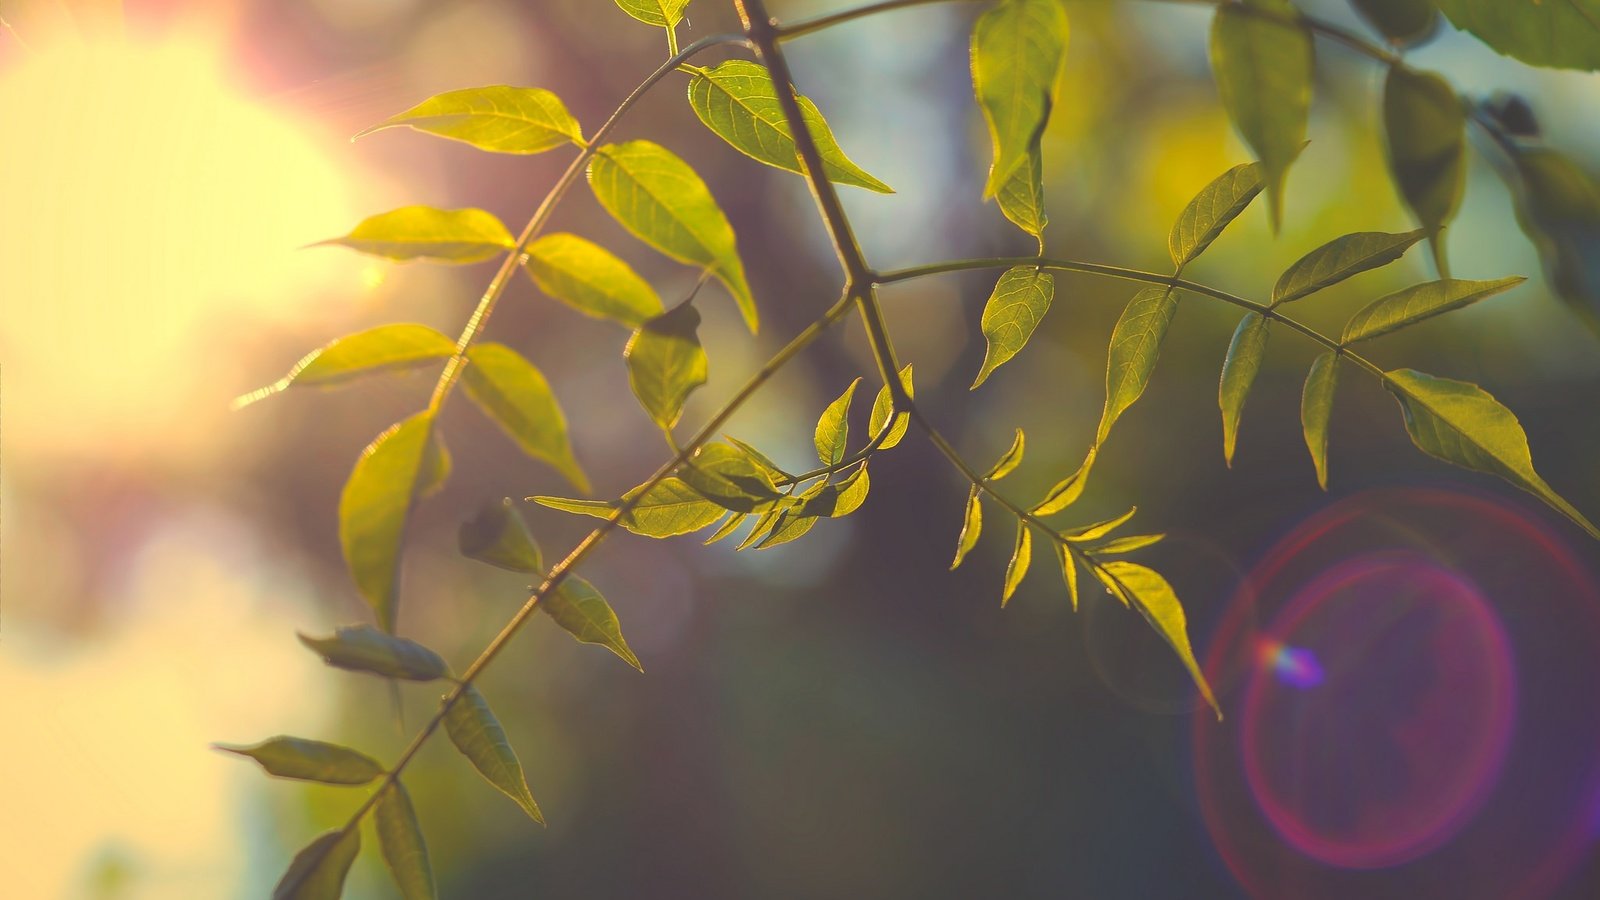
[1431,0,1600,71]
[1384,65,1466,274]
[534,477,725,538]
[867,364,915,451]
[757,507,821,550]
[375,781,435,900]
[525,234,663,327]
[735,503,786,551]
[614,0,689,27]
[1301,352,1340,489]
[359,86,582,154]
[972,0,1069,197]
[443,686,543,823]
[458,498,543,573]
[1053,541,1080,611]
[951,486,983,570]
[1272,230,1427,305]
[462,343,589,492]
[625,301,708,434]
[272,828,360,900]
[986,428,1026,481]
[1169,162,1264,268]
[1096,561,1220,718]
[235,324,456,408]
[1062,507,1137,543]
[973,267,1055,388]
[815,378,861,466]
[1210,0,1312,229]
[1001,521,1033,606]
[1093,533,1165,555]
[679,443,784,513]
[1032,445,1097,516]
[797,465,870,518]
[589,140,756,332]
[1342,277,1523,343]
[1386,369,1600,538]
[1097,287,1179,444]
[1219,312,1270,466]
[340,413,442,631]
[543,575,642,670]
[318,206,514,264]
[298,625,451,682]
[704,512,748,545]
[998,143,1048,243]
[217,737,383,785]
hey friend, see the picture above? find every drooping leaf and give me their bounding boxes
[973,267,1055,388]
[951,486,983,570]
[1271,230,1427,305]
[1095,561,1221,718]
[1062,507,1137,543]
[1350,0,1439,48]
[375,781,435,900]
[1052,541,1080,611]
[815,377,861,467]
[272,828,361,900]
[542,575,642,670]
[1097,287,1179,444]
[1001,521,1033,606]
[589,140,756,332]
[687,60,892,193]
[358,86,583,154]
[216,737,384,785]
[971,0,1069,197]
[443,685,544,823]
[525,233,663,327]
[462,343,589,492]
[1432,0,1600,71]
[1385,369,1600,538]
[318,206,514,264]
[1498,145,1600,335]
[624,301,709,434]
[1209,0,1312,229]
[298,625,451,682]
[340,413,443,632]
[1383,65,1466,274]
[1169,162,1263,269]
[986,428,1026,480]
[867,364,916,451]
[998,142,1048,245]
[1341,277,1524,343]
[613,0,689,27]
[1219,312,1269,466]
[678,443,783,513]
[1032,445,1097,517]
[235,324,457,408]
[533,477,726,538]
[458,498,544,573]
[1301,351,1340,489]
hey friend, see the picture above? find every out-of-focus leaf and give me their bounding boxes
[687,60,892,193]
[1350,0,1439,47]
[1219,313,1269,466]
[1432,0,1600,70]
[1384,66,1466,274]
[1062,507,1136,543]
[998,142,1048,244]
[951,486,983,570]
[1097,287,1179,444]
[543,575,642,670]
[1497,145,1600,335]
[358,86,582,154]
[625,302,709,435]
[525,234,663,327]
[1271,230,1427,305]
[318,206,514,264]
[298,625,451,682]
[216,737,383,785]
[1209,0,1312,229]
[458,498,543,573]
[375,781,435,900]
[534,478,726,538]
[1032,445,1096,516]
[1095,561,1220,718]
[971,0,1069,197]
[1001,521,1032,606]
[443,686,543,823]
[973,267,1055,388]
[340,413,443,632]
[235,324,456,408]
[815,378,861,466]
[462,343,589,492]
[1386,369,1600,538]
[1169,162,1263,269]
[1301,352,1339,490]
[589,140,756,332]
[986,428,1025,480]
[272,828,360,900]
[1341,277,1524,342]
[867,364,916,450]
[614,0,689,27]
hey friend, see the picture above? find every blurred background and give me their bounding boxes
[2,0,1599,897]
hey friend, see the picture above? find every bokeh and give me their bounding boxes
[2,0,1598,897]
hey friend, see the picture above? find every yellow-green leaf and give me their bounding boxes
[443,686,543,823]
[534,477,725,538]
[867,364,916,451]
[217,737,383,785]
[543,575,642,670]
[1385,369,1600,538]
[1271,230,1427,305]
[1097,287,1179,444]
[375,781,435,900]
[1342,277,1524,343]
[1301,351,1340,490]
[1052,541,1080,611]
[1095,561,1220,718]
[340,413,444,632]
[614,0,689,27]
[525,233,663,327]
[972,0,1069,197]
[298,625,451,682]
[678,443,783,513]
[589,140,757,332]
[1210,0,1312,229]
[235,324,457,408]
[951,485,983,570]
[973,267,1055,388]
[815,377,861,466]
[986,428,1026,481]
[1432,0,1600,71]
[797,464,871,518]
[318,206,514,264]
[458,498,543,573]
[704,512,748,545]
[358,86,582,154]
[757,505,822,550]
[1169,162,1263,269]
[998,143,1047,245]
[1384,65,1466,274]
[1001,521,1032,607]
[1093,533,1165,555]
[273,828,361,900]
[625,301,709,435]
[462,343,589,492]
[687,60,892,193]
[1032,445,1097,517]
[1219,312,1269,466]
[1062,507,1137,543]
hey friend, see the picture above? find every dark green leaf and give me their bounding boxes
[815,377,861,466]
[462,343,589,492]
[1001,521,1032,607]
[1433,0,1600,70]
[1499,146,1600,335]
[375,781,435,900]
[358,86,582,154]
[298,625,451,682]
[1351,0,1439,48]
[1271,230,1427,305]
[1094,561,1220,718]
[1210,0,1312,229]
[339,413,443,631]
[525,233,663,327]
[458,498,543,573]
[318,206,514,264]
[235,324,456,408]
[951,486,983,570]
[443,685,543,823]
[971,0,1069,197]
[1301,351,1340,490]
[986,428,1025,480]
[272,828,360,900]
[1097,287,1179,444]
[867,364,915,451]
[1219,312,1269,466]
[1384,65,1466,274]
[543,575,643,670]
[973,267,1055,388]
[1341,277,1524,342]
[625,301,709,434]
[216,737,383,785]
[1169,162,1263,269]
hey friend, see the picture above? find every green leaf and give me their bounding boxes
[986,428,1026,480]
[1385,369,1600,538]
[1499,146,1600,335]
[1097,287,1179,444]
[1341,277,1524,343]
[704,512,748,545]
[1052,541,1080,611]
[298,625,451,682]
[1301,351,1340,489]
[534,478,726,538]
[1271,230,1427,305]
[1383,65,1466,274]
[589,140,757,332]
[443,686,544,823]
[340,413,444,632]
[375,782,435,900]
[1032,445,1097,517]
[951,486,983,570]
[725,437,793,482]
[235,324,457,408]
[757,505,821,550]
[997,142,1047,244]
[815,378,861,467]
[613,0,689,27]
[1062,507,1137,543]
[971,0,1069,197]
[1433,0,1600,70]
[1093,533,1165,555]
[867,364,916,451]
[1219,312,1270,466]
[216,737,384,785]
[358,86,582,154]
[1209,0,1312,230]
[625,301,709,434]
[273,828,361,900]
[543,575,643,670]
[1350,0,1439,48]
[318,206,514,264]
[1095,561,1220,718]
[735,503,787,551]
[687,60,892,193]
[1001,521,1032,607]
[525,234,663,327]
[458,498,543,573]
[797,464,871,518]
[679,443,783,513]
[1169,162,1263,269]
[462,343,589,492]
[973,267,1055,388]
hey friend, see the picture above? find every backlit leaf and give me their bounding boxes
[1432,0,1600,71]
[443,686,543,823]
[1219,313,1269,466]
[318,206,514,264]
[1095,561,1220,718]
[298,625,451,682]
[1209,0,1312,229]
[543,575,642,670]
[868,364,916,451]
[358,86,582,154]
[217,736,383,785]
[726,437,793,482]
[1271,230,1426,305]
[1092,533,1165,555]
[375,781,435,900]
[998,142,1048,244]
[1052,541,1080,611]
[951,486,983,570]
[614,0,689,27]
[1301,352,1340,489]
[525,233,663,327]
[1097,287,1179,444]
[462,343,589,492]
[533,478,725,538]
[986,428,1025,480]
[704,512,748,545]
[340,413,444,631]
[625,301,709,434]
[757,505,821,550]
[1062,507,1136,543]
[272,828,360,900]
[235,324,456,408]
[1341,277,1524,343]
[815,377,861,466]
[1384,65,1466,274]
[1170,162,1263,269]
[973,267,1055,388]
[1001,521,1032,606]
[797,464,870,518]
[1350,0,1439,48]
[458,498,543,573]
[971,0,1069,197]
[678,443,783,513]
[1032,445,1096,517]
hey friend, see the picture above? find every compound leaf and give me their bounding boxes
[443,686,543,824]
[462,343,589,492]
[973,267,1055,388]
[358,86,582,154]
[318,206,514,264]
